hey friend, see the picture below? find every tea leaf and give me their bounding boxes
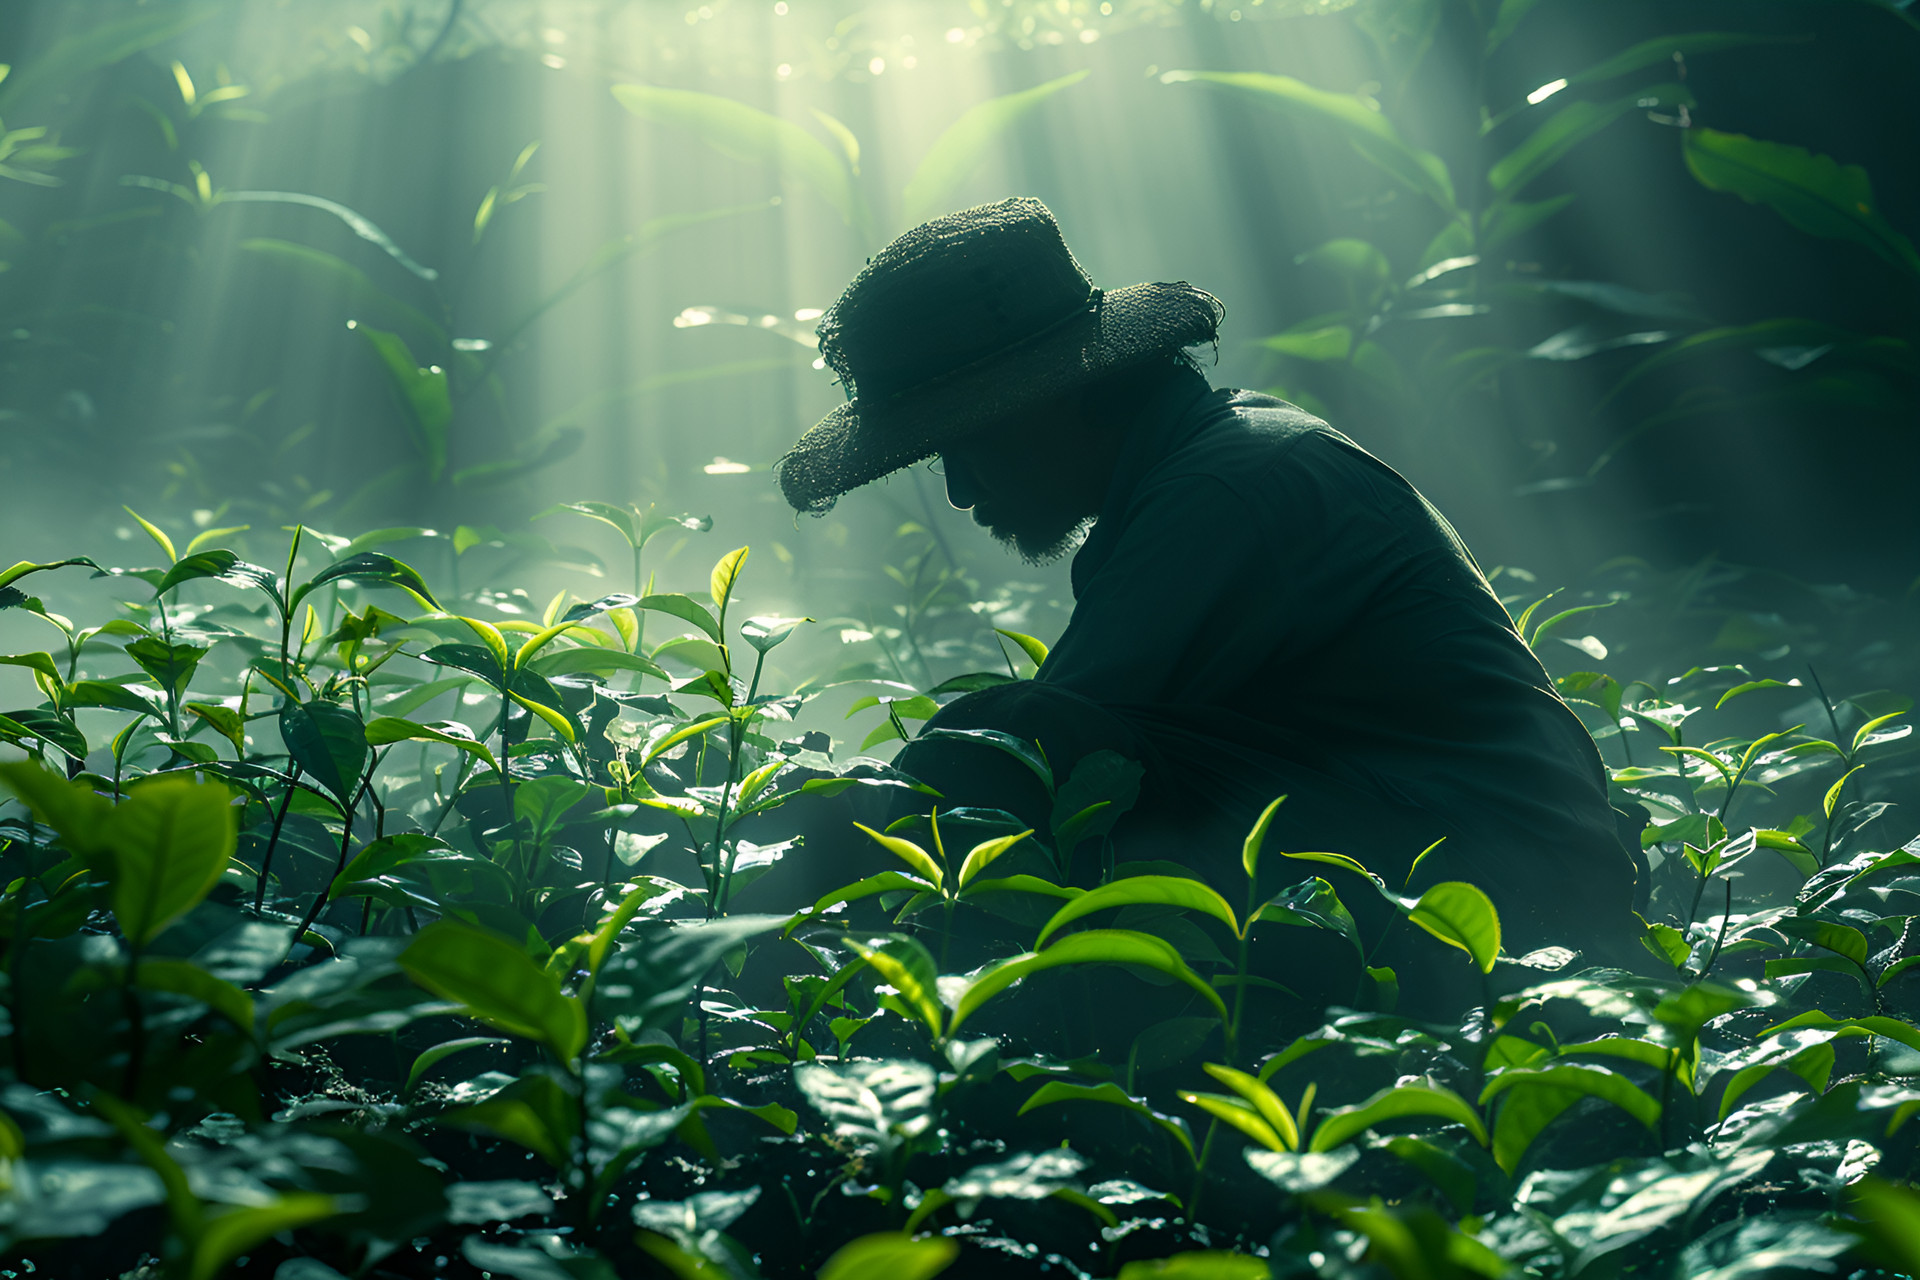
[1242,795,1287,882]
[292,550,439,613]
[1203,1063,1301,1150]
[1035,875,1240,946]
[848,935,943,1038]
[0,760,113,854]
[1309,1080,1487,1151]
[364,716,498,772]
[279,699,368,802]
[1117,1253,1271,1280]
[1480,1064,1660,1171]
[817,1231,959,1280]
[919,727,1055,792]
[441,1074,578,1169]
[1489,86,1691,198]
[399,920,588,1060]
[1018,1080,1195,1159]
[994,627,1051,671]
[0,556,103,591]
[854,822,944,889]
[951,929,1228,1034]
[131,957,253,1031]
[123,505,176,563]
[190,1195,340,1280]
[1179,1091,1290,1152]
[709,545,749,614]
[157,550,279,600]
[740,614,811,653]
[105,774,238,945]
[349,325,450,478]
[1407,881,1502,972]
[957,829,1033,888]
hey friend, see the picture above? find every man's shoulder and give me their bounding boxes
[1149,387,1356,492]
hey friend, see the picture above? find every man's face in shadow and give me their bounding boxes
[937,391,1102,564]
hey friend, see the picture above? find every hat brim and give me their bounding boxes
[775,281,1223,513]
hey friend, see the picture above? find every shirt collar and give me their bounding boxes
[1069,367,1214,597]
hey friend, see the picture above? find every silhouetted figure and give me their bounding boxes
[776,198,1640,998]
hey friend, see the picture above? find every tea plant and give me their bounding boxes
[2,517,1919,1280]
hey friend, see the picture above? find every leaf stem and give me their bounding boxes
[255,763,302,914]
[122,939,147,1098]
[1186,1118,1219,1226]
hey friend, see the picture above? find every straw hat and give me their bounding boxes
[774,196,1224,513]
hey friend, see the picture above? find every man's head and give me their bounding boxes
[938,355,1199,563]
[774,198,1222,518]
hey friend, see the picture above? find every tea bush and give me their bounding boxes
[2,518,1919,1280]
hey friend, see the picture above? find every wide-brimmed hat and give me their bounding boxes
[775,197,1224,513]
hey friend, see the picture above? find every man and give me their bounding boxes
[775,197,1640,988]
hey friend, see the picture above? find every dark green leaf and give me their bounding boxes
[1,708,88,760]
[1684,128,1920,277]
[593,915,786,1033]
[156,550,279,600]
[399,920,587,1059]
[919,727,1054,792]
[952,929,1228,1034]
[1489,85,1692,197]
[278,700,367,802]
[0,557,102,591]
[1017,1081,1195,1158]
[640,593,721,641]
[422,643,506,688]
[927,672,1017,697]
[104,774,238,945]
[293,551,439,613]
[125,637,207,696]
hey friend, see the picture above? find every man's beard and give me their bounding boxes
[972,506,1093,565]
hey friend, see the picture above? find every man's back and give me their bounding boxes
[1040,372,1638,950]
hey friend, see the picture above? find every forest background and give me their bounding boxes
[1,0,1915,657]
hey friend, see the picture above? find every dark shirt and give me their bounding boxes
[1038,370,1637,944]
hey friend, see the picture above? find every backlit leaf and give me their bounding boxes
[1406,881,1502,972]
[854,822,944,888]
[1162,71,1455,211]
[951,929,1228,1034]
[958,829,1033,888]
[901,71,1089,225]
[1035,874,1240,947]
[1309,1080,1488,1151]
[817,1231,959,1280]
[1242,795,1286,882]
